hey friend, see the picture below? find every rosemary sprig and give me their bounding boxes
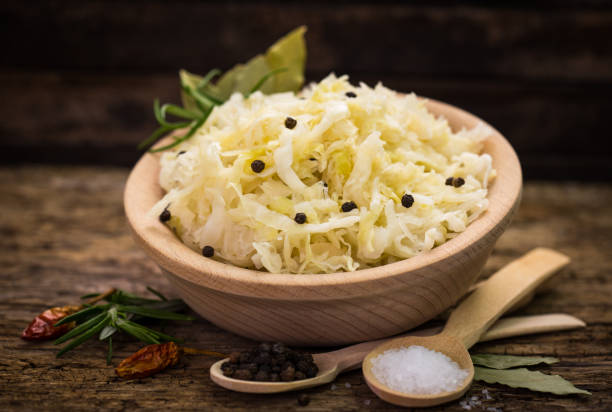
[53,287,194,362]
[139,67,288,153]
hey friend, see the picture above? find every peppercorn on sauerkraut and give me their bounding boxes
[152,74,495,274]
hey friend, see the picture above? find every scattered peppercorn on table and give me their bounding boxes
[1,166,611,411]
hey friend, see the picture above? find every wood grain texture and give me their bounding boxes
[2,2,612,179]
[4,2,612,81]
[443,248,569,348]
[123,99,522,345]
[210,315,586,395]
[0,166,611,410]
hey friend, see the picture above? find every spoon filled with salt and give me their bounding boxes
[362,247,570,407]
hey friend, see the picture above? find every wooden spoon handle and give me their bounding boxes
[441,248,570,348]
[331,312,583,372]
[478,313,585,342]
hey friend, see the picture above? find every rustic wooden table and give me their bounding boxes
[1,166,610,411]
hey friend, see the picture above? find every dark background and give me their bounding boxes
[2,1,611,180]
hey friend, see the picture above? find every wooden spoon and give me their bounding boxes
[362,248,570,407]
[211,249,575,394]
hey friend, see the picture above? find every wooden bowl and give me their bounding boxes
[124,98,522,346]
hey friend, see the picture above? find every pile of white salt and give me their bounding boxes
[370,345,469,395]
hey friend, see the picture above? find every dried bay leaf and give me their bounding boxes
[180,26,306,110]
[471,354,559,369]
[474,367,591,395]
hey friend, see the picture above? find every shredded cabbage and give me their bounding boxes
[152,74,495,274]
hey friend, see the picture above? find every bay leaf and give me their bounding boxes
[474,366,591,395]
[471,354,559,369]
[180,26,307,111]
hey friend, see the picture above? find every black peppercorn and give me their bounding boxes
[285,116,297,129]
[221,364,235,377]
[305,364,318,378]
[225,342,318,382]
[202,245,214,257]
[297,394,310,406]
[401,194,414,208]
[271,342,287,355]
[229,352,241,364]
[255,370,269,381]
[233,369,253,380]
[280,365,295,381]
[341,201,357,212]
[300,353,314,363]
[239,351,252,363]
[177,150,186,156]
[244,363,258,375]
[294,212,307,224]
[445,177,454,186]
[258,342,271,353]
[253,353,271,365]
[453,177,465,187]
[251,159,265,173]
[159,208,171,222]
[345,91,357,98]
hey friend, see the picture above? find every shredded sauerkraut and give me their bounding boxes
[152,74,495,274]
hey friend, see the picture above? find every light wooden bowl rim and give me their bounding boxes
[124,98,522,297]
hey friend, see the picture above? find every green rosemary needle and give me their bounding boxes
[53,287,194,360]
[139,67,288,153]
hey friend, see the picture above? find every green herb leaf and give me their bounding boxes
[180,26,306,105]
[116,305,195,321]
[116,318,160,345]
[118,318,184,344]
[142,299,188,313]
[99,325,117,341]
[215,26,306,100]
[471,354,559,369]
[146,286,168,301]
[54,311,109,344]
[51,288,191,359]
[143,26,307,153]
[180,68,220,113]
[111,290,162,306]
[55,305,107,326]
[154,99,193,129]
[80,293,100,300]
[56,314,110,357]
[474,366,591,395]
[149,115,207,153]
[246,67,288,97]
[106,336,113,366]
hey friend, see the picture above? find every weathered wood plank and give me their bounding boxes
[0,166,610,410]
[1,72,610,180]
[3,2,612,82]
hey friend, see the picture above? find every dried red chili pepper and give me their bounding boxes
[115,343,226,380]
[21,288,116,341]
[21,305,81,340]
[116,342,181,379]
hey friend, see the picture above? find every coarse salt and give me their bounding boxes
[370,345,469,395]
